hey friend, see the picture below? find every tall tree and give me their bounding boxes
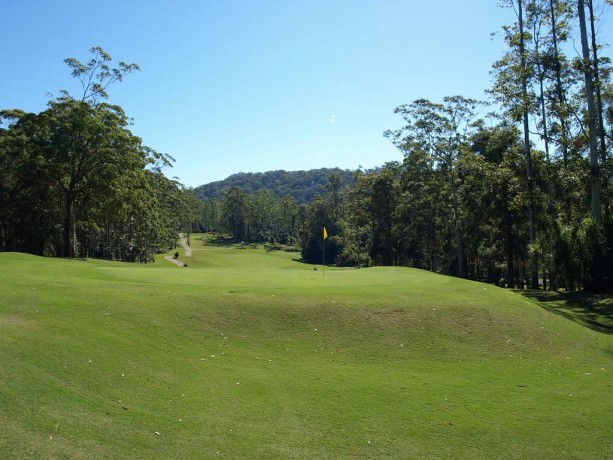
[578,0,602,220]
[518,0,541,288]
[587,0,611,219]
[385,96,480,277]
[491,0,540,288]
[47,47,142,257]
[0,48,186,262]
[222,187,250,241]
[546,0,574,223]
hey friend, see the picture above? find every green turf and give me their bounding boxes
[0,234,611,459]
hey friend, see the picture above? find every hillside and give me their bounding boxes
[193,168,355,203]
[0,238,612,458]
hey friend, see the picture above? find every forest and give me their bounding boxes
[194,168,355,204]
[1,1,612,291]
[196,0,613,292]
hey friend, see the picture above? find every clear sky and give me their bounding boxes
[1,1,611,187]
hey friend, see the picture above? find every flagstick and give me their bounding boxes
[322,237,325,278]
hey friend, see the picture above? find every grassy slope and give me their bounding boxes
[0,235,611,459]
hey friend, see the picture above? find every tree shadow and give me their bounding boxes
[264,243,301,253]
[518,290,613,335]
[202,235,258,249]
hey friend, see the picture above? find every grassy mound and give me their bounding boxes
[0,236,611,458]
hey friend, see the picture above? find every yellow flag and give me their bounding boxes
[323,227,328,240]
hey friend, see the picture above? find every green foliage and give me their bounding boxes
[64,45,140,103]
[557,217,613,291]
[213,187,301,245]
[0,48,194,261]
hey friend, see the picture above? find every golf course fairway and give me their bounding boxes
[0,234,611,459]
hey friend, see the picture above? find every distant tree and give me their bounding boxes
[300,198,339,264]
[222,187,250,241]
[338,171,373,267]
[194,168,355,204]
[201,198,223,233]
[251,189,278,242]
[277,194,299,245]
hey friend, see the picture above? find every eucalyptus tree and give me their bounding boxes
[64,46,140,104]
[0,47,194,261]
[41,98,151,257]
[36,47,143,257]
[222,187,250,241]
[278,194,299,245]
[578,0,602,220]
[491,0,540,288]
[545,0,576,222]
[0,110,60,254]
[338,171,373,267]
[527,0,553,164]
[251,189,279,242]
[324,172,345,224]
[586,0,612,219]
[395,150,448,272]
[461,123,534,286]
[201,198,223,233]
[385,96,480,277]
[368,163,400,266]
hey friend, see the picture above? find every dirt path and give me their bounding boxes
[180,233,192,256]
[164,255,186,267]
[163,233,192,267]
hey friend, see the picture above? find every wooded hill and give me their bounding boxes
[194,168,355,204]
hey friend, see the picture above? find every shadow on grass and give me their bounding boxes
[263,243,301,253]
[518,290,613,335]
[192,234,256,249]
[196,235,301,252]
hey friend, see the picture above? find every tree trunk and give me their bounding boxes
[450,170,464,278]
[63,195,73,258]
[588,0,609,221]
[578,0,601,221]
[518,0,539,289]
[505,206,515,288]
[549,0,572,224]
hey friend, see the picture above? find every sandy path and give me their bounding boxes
[163,233,192,267]
[180,233,192,256]
[164,255,186,267]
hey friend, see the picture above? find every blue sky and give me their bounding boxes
[1,1,611,187]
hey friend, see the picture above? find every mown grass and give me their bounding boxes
[0,234,611,459]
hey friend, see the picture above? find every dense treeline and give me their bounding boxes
[196,173,348,253]
[320,0,613,291]
[194,168,354,204]
[199,188,300,245]
[0,48,200,262]
[199,1,612,292]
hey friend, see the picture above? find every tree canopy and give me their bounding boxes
[0,47,198,261]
